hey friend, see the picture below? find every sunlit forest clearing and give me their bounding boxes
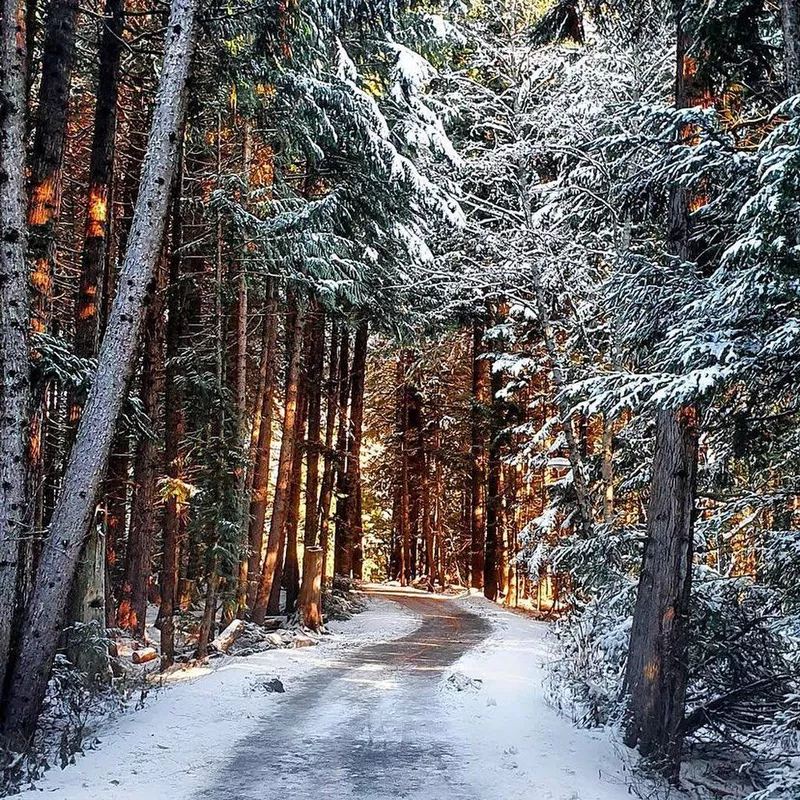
[2,0,800,797]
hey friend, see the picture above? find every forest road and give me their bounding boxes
[197,587,491,800]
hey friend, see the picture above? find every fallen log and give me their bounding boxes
[210,618,245,653]
[132,647,158,664]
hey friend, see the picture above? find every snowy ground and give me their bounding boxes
[15,589,639,800]
[15,598,420,799]
[441,594,636,800]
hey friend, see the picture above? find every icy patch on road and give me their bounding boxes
[437,594,635,800]
[14,596,421,800]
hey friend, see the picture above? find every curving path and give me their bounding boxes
[198,587,491,800]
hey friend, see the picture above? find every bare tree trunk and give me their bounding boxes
[340,321,367,579]
[504,465,519,607]
[484,368,502,601]
[73,0,124,359]
[117,264,165,637]
[283,375,308,615]
[431,406,445,588]
[422,443,434,587]
[470,321,489,589]
[238,292,270,614]
[1,0,197,739]
[783,0,800,95]
[160,159,186,666]
[0,0,30,698]
[317,322,339,587]
[103,428,128,626]
[27,0,79,330]
[397,354,411,586]
[252,305,306,624]
[300,305,324,596]
[298,547,323,630]
[244,283,278,611]
[332,328,350,576]
[624,407,698,776]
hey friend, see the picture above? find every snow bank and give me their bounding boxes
[14,597,420,800]
[438,595,636,800]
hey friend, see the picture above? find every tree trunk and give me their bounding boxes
[298,547,323,630]
[64,516,109,681]
[103,427,129,626]
[237,291,271,614]
[432,407,445,588]
[332,328,351,576]
[782,0,800,96]
[252,304,306,624]
[484,368,503,601]
[1,0,197,739]
[117,263,166,638]
[303,303,324,551]
[624,5,698,778]
[624,407,698,777]
[0,0,30,699]
[340,321,368,579]
[283,373,308,615]
[159,156,187,666]
[470,321,489,589]
[27,0,79,331]
[300,305,324,596]
[317,322,339,587]
[397,354,412,586]
[73,0,124,359]
[244,283,279,611]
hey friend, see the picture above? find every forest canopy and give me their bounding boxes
[2,0,800,796]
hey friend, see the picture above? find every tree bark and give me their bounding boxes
[397,353,412,585]
[300,305,324,597]
[252,304,306,624]
[283,369,308,615]
[27,0,79,331]
[244,283,279,611]
[339,321,368,579]
[782,0,800,96]
[73,0,124,359]
[298,547,323,630]
[67,0,126,660]
[624,407,698,777]
[160,159,187,666]
[484,368,503,601]
[316,322,339,587]
[117,264,166,638]
[332,328,351,576]
[0,0,30,699]
[470,322,489,589]
[1,0,197,739]
[303,303,324,551]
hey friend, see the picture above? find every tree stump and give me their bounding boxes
[299,547,323,631]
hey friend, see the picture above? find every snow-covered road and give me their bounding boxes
[17,588,635,799]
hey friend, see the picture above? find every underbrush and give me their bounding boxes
[1,623,152,797]
[541,526,800,798]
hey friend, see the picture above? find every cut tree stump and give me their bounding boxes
[299,547,323,631]
[210,618,245,653]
